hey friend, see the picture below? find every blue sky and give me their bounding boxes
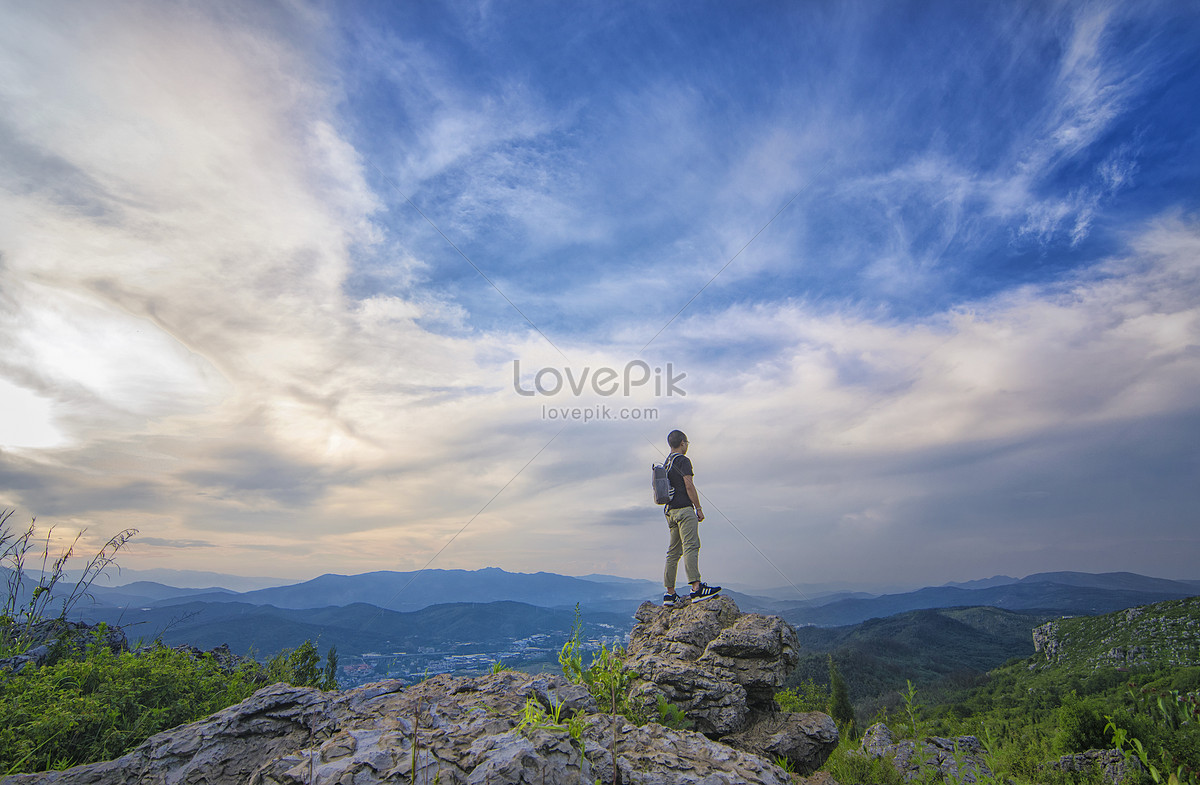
[1,0,1198,591]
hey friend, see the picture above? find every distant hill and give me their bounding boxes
[79,567,293,592]
[86,582,236,606]
[787,606,1052,719]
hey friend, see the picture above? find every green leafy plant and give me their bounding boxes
[1108,711,1197,785]
[265,640,339,690]
[559,604,642,722]
[655,695,692,730]
[901,679,921,740]
[777,678,829,713]
[516,694,568,736]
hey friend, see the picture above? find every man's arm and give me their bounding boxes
[683,475,705,522]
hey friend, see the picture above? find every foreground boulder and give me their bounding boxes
[3,671,794,785]
[626,595,838,773]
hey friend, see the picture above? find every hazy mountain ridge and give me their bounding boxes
[778,575,1200,627]
[80,598,632,659]
[68,567,1200,630]
[185,568,656,612]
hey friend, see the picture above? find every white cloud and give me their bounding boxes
[1,1,1194,586]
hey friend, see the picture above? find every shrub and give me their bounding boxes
[1055,692,1111,754]
[0,643,259,774]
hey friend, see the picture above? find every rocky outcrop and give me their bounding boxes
[857,723,991,783]
[1043,749,1143,785]
[722,712,840,775]
[626,595,837,773]
[1031,619,1060,662]
[1032,597,1200,670]
[4,671,793,785]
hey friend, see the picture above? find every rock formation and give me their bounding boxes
[626,595,838,774]
[2,597,836,784]
[1032,597,1200,669]
[3,670,793,784]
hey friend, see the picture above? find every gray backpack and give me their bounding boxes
[651,453,683,506]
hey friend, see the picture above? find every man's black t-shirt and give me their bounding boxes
[666,453,694,510]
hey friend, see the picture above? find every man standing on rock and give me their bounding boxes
[662,429,721,606]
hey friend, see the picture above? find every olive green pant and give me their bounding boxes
[664,506,701,590]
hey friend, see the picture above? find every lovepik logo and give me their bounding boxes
[512,360,686,397]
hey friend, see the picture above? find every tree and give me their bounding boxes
[322,645,339,691]
[828,654,857,738]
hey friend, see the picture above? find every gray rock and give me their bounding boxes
[626,596,799,726]
[697,612,800,703]
[1043,749,1142,785]
[628,661,750,736]
[858,722,991,783]
[3,671,794,785]
[722,711,840,774]
[625,595,837,774]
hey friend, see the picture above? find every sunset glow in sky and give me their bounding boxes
[2,1,1198,590]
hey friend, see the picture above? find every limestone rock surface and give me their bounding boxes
[722,711,839,774]
[2,672,792,785]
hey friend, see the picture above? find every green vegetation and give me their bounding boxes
[829,654,858,738]
[776,656,858,738]
[779,596,1200,785]
[0,511,339,776]
[1,640,261,773]
[787,606,1050,720]
[559,604,643,722]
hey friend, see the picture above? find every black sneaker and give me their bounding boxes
[688,583,722,602]
[663,592,679,607]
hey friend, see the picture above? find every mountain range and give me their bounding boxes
[8,566,1195,665]
[69,568,1200,619]
[80,599,631,658]
[775,571,1200,627]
